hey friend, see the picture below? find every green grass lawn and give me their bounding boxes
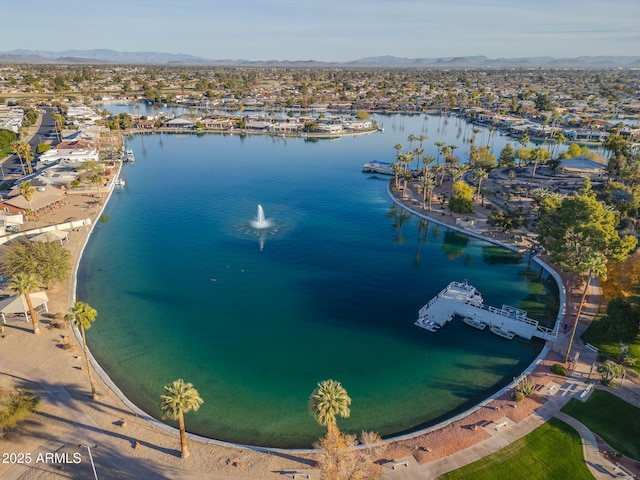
[561,389,640,460]
[438,418,594,480]
[581,315,640,375]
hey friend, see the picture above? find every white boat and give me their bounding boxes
[125,149,135,162]
[415,316,440,332]
[490,326,515,340]
[463,317,487,331]
[115,179,126,187]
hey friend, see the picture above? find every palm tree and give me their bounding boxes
[18,180,36,217]
[473,168,489,203]
[90,173,102,198]
[421,169,436,210]
[564,252,608,363]
[160,379,204,459]
[309,379,351,435]
[13,142,33,175]
[448,164,469,193]
[434,141,445,164]
[65,301,99,399]
[8,273,40,334]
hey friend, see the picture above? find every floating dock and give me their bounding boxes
[362,160,393,175]
[415,281,555,341]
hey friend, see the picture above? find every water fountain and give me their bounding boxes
[252,204,271,229]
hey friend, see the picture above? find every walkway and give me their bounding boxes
[0,356,238,480]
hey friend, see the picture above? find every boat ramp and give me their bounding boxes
[415,281,555,341]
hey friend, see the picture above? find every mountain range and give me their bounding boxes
[1,49,639,68]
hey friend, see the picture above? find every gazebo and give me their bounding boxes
[0,292,49,326]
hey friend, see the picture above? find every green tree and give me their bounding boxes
[0,238,71,289]
[473,168,489,203]
[598,360,624,386]
[498,143,516,168]
[14,142,33,175]
[537,190,637,272]
[530,146,550,178]
[65,302,99,399]
[160,379,204,459]
[449,180,475,214]
[18,181,36,219]
[8,273,41,334]
[309,379,351,435]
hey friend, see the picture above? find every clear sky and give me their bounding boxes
[4,0,639,61]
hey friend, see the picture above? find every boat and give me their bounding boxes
[463,317,487,331]
[490,326,515,340]
[415,316,440,332]
[124,149,135,162]
[115,179,126,187]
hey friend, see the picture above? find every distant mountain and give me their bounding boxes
[0,49,639,68]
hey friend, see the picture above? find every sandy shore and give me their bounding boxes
[0,168,627,480]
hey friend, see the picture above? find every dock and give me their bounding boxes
[415,281,555,341]
[362,160,393,175]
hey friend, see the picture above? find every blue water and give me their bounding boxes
[78,114,559,447]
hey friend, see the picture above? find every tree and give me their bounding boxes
[309,379,351,435]
[13,142,33,175]
[18,181,36,220]
[91,173,102,197]
[8,273,41,334]
[473,168,489,203]
[449,181,475,214]
[598,360,624,386]
[160,379,204,459]
[498,143,516,168]
[564,252,608,363]
[448,164,469,193]
[530,146,550,178]
[537,190,637,272]
[0,238,71,289]
[314,429,383,480]
[65,302,99,399]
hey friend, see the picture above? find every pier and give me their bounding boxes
[416,281,555,341]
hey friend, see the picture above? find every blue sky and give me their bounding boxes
[4,0,639,60]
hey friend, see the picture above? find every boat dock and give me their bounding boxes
[416,281,555,341]
[362,160,393,175]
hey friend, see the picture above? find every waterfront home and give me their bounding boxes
[162,116,198,129]
[1,187,64,216]
[38,144,99,164]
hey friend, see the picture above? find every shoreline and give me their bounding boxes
[0,140,618,479]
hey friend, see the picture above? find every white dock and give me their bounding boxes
[415,281,555,341]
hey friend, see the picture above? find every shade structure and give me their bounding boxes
[0,291,49,324]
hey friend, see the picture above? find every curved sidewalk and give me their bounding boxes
[0,356,237,480]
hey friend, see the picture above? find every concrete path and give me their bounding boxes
[0,357,237,480]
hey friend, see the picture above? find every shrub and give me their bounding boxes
[512,391,525,402]
[550,364,567,376]
[0,389,40,437]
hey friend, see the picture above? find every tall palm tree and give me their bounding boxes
[421,169,436,210]
[473,168,489,202]
[160,379,204,459]
[434,141,445,165]
[90,173,102,198]
[309,379,351,435]
[65,301,99,399]
[448,164,469,193]
[13,141,33,175]
[18,181,37,226]
[564,252,608,363]
[8,273,40,334]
